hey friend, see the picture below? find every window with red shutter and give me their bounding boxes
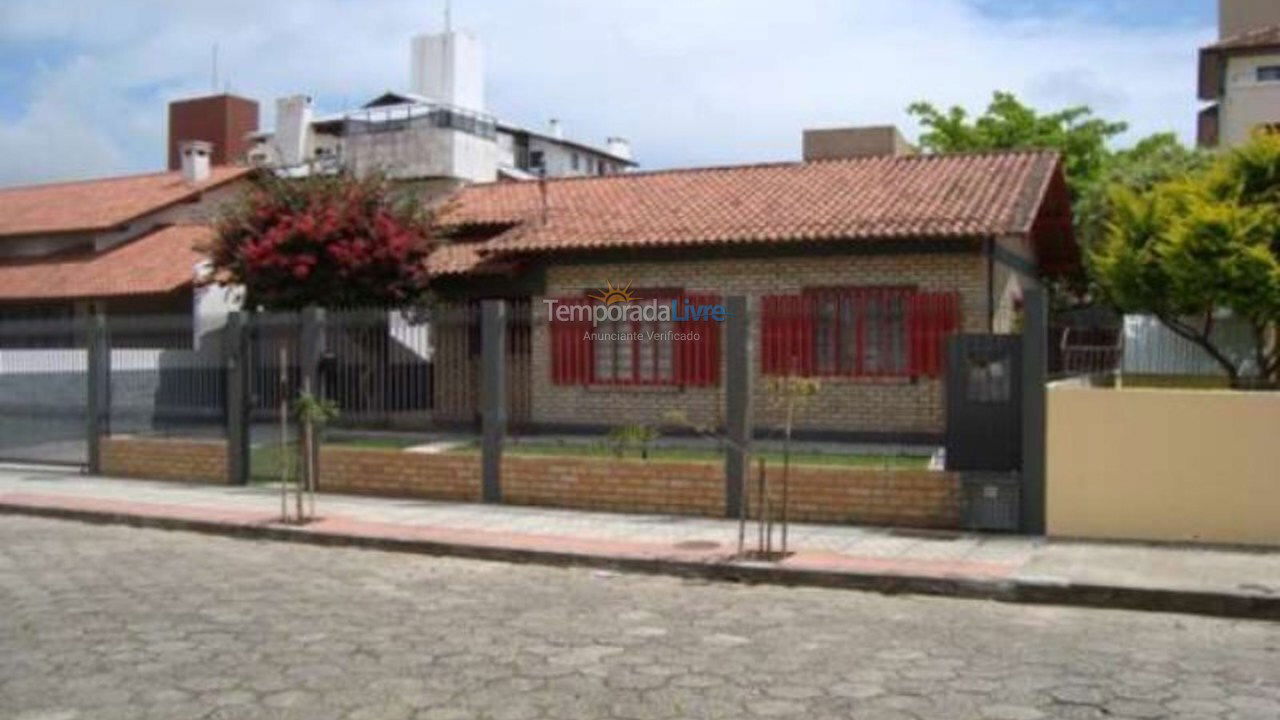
[548,291,722,387]
[548,295,593,385]
[761,289,959,379]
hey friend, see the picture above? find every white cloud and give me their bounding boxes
[0,0,1214,185]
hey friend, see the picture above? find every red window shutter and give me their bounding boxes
[677,294,720,386]
[762,294,817,377]
[761,295,780,375]
[549,296,593,385]
[908,291,960,378]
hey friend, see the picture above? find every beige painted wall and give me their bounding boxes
[1047,385,1280,546]
[1220,0,1280,39]
[1220,52,1280,147]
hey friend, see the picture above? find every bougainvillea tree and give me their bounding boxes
[207,173,437,310]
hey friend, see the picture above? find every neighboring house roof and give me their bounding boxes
[0,166,249,238]
[1199,24,1280,100]
[425,242,485,277]
[436,150,1074,270]
[0,224,211,300]
[1204,24,1280,52]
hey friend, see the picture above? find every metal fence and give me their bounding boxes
[0,316,90,465]
[106,314,225,438]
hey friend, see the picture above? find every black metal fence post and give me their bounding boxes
[85,311,109,474]
[480,299,507,503]
[1020,285,1048,534]
[724,295,752,519]
[299,306,327,483]
[224,312,250,485]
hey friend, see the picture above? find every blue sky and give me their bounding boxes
[0,0,1216,186]
[970,0,1211,26]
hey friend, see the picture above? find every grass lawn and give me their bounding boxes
[249,435,929,482]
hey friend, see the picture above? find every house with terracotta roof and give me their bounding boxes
[0,142,251,341]
[431,127,1076,441]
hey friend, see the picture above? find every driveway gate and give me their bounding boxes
[0,316,91,466]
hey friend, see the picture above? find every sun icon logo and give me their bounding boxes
[588,280,640,305]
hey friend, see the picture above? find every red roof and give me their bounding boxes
[0,167,250,238]
[438,151,1067,260]
[425,243,485,277]
[0,225,211,300]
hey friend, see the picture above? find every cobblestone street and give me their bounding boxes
[0,516,1277,720]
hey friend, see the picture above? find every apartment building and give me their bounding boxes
[1198,0,1280,147]
[239,29,634,187]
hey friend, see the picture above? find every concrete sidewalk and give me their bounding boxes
[0,463,1276,620]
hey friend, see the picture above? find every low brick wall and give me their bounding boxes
[748,467,960,528]
[318,447,482,502]
[100,435,229,484]
[502,456,725,516]
[317,448,958,529]
[94,438,961,530]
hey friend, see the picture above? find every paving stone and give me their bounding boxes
[0,516,1277,720]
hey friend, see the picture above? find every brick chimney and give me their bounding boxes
[802,125,913,161]
[167,94,259,170]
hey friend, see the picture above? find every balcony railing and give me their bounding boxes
[343,102,497,141]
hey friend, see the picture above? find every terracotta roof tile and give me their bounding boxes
[437,151,1063,257]
[0,166,250,237]
[0,224,211,300]
[425,242,485,276]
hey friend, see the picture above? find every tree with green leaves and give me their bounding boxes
[1075,133,1213,252]
[908,93,1211,306]
[1091,133,1280,388]
[908,91,1127,200]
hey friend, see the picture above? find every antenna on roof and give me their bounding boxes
[539,169,549,225]
[444,0,452,32]
[211,43,219,92]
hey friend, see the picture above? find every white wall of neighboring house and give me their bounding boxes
[526,135,626,178]
[410,30,484,111]
[344,119,498,183]
[1220,52,1280,146]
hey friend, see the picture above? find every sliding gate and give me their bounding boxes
[0,316,90,466]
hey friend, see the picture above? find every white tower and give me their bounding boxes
[409,30,484,111]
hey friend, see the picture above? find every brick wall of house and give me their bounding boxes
[100,435,228,484]
[530,251,988,437]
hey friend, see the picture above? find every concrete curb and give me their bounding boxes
[3,502,1277,622]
